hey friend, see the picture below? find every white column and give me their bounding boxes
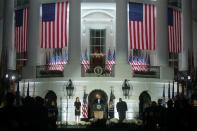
[179,0,193,71]
[27,0,40,67]
[23,0,40,78]
[155,0,168,67]
[115,0,131,79]
[3,0,16,70]
[64,0,81,77]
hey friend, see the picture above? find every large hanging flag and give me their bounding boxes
[15,8,29,59]
[106,49,115,72]
[82,90,88,118]
[128,3,156,50]
[168,8,182,53]
[41,1,69,48]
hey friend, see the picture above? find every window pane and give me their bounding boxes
[95,30,100,37]
[101,30,104,37]
[90,29,106,54]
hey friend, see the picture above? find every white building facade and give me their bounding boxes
[1,0,197,122]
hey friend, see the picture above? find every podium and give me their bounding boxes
[93,103,105,119]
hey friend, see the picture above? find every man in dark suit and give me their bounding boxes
[94,94,104,104]
[116,98,128,122]
[93,94,104,119]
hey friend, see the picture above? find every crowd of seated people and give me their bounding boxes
[0,91,197,131]
[142,95,197,131]
[0,92,58,131]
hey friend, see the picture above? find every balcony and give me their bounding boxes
[132,66,160,78]
[36,64,64,78]
[81,64,115,77]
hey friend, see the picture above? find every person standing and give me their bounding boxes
[116,98,128,122]
[74,97,81,124]
[93,94,104,119]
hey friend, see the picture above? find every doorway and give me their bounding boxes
[139,91,151,119]
[88,89,108,119]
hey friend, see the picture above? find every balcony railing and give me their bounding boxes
[132,66,160,78]
[81,64,115,77]
[36,64,64,78]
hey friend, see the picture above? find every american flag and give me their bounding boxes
[81,49,90,73]
[106,49,115,71]
[129,52,150,72]
[128,3,156,50]
[168,8,182,53]
[47,49,65,71]
[82,90,88,118]
[15,8,29,58]
[41,1,69,48]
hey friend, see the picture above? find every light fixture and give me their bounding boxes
[66,79,74,98]
[187,76,191,80]
[11,75,15,80]
[5,74,9,78]
[122,79,131,99]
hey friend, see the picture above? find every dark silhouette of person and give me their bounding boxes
[46,100,58,130]
[143,101,157,130]
[116,98,127,122]
[189,99,197,130]
[34,96,48,130]
[165,99,176,131]
[0,93,20,130]
[155,99,166,129]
